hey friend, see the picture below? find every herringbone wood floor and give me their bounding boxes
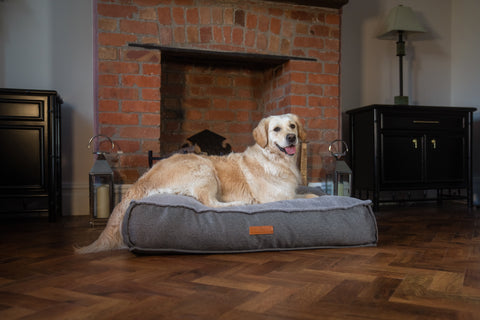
[1,202,479,319]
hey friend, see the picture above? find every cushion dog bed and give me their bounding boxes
[121,192,378,254]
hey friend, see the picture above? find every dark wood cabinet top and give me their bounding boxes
[347,104,477,114]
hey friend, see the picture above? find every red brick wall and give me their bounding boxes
[96,0,341,183]
[161,62,265,155]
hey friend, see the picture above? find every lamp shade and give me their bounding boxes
[380,5,425,38]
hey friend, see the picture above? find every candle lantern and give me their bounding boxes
[328,140,352,197]
[88,135,115,227]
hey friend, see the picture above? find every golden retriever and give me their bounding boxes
[76,113,307,254]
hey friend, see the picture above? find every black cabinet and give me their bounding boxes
[0,89,62,220]
[347,105,476,210]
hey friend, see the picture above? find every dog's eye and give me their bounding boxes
[273,127,281,132]
[290,124,296,129]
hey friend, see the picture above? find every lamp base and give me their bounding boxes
[394,96,409,105]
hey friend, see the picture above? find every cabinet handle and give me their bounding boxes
[431,139,437,149]
[413,120,440,124]
[412,138,418,149]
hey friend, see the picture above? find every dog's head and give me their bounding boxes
[253,114,306,157]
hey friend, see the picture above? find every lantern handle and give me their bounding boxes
[88,134,115,155]
[328,139,349,160]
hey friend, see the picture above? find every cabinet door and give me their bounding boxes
[425,133,465,182]
[381,133,423,185]
[0,95,48,195]
[0,126,45,191]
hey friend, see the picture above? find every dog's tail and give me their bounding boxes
[74,177,157,254]
[74,196,131,254]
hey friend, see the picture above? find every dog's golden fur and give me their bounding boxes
[76,114,307,254]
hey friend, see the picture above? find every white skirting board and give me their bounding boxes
[62,184,133,216]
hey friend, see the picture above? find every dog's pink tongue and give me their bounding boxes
[285,146,296,155]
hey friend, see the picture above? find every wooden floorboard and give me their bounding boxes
[1,202,479,319]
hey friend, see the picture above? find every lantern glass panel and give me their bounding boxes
[89,172,114,225]
[335,171,352,196]
[324,173,335,195]
[93,175,112,219]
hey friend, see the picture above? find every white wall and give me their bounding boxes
[341,0,453,109]
[451,1,480,108]
[0,0,95,215]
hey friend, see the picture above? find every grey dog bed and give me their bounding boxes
[121,192,378,254]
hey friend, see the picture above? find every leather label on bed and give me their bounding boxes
[249,226,274,235]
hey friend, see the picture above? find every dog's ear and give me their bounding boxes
[290,114,307,141]
[253,117,269,148]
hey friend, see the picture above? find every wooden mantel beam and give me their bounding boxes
[265,0,349,9]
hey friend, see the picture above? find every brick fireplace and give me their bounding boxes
[96,0,347,183]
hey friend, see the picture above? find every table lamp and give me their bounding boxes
[380,5,425,105]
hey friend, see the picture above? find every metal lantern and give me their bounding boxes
[88,135,115,226]
[328,140,352,197]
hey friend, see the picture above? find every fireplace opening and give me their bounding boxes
[161,59,274,155]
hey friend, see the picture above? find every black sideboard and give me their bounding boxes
[0,89,62,221]
[347,105,476,210]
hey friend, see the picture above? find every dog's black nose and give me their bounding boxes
[286,134,296,144]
